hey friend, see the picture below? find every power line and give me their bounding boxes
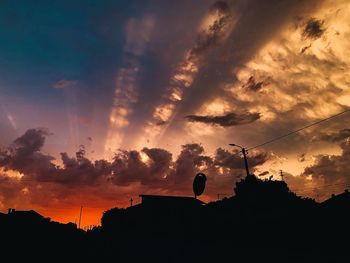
[247,109,350,151]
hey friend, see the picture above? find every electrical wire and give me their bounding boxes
[247,108,350,151]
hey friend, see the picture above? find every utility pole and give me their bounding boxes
[78,206,83,229]
[229,144,250,177]
[130,197,133,207]
[242,147,250,178]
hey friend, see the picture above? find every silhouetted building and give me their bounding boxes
[0,211,5,219]
[139,194,206,209]
[322,189,350,208]
[7,208,46,222]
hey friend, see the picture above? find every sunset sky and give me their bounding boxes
[1,0,350,227]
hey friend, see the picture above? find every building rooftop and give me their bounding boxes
[322,189,350,206]
[139,194,206,208]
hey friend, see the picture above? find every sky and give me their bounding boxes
[1,0,350,227]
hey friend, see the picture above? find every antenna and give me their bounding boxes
[78,206,83,229]
[280,170,284,181]
[130,197,133,207]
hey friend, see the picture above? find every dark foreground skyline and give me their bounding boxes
[2,174,350,262]
[1,0,350,226]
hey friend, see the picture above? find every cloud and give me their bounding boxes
[284,139,350,200]
[210,1,230,15]
[0,129,111,185]
[190,1,232,58]
[315,129,350,142]
[303,140,350,185]
[164,0,324,124]
[134,1,238,147]
[298,153,306,162]
[242,76,265,91]
[57,148,112,185]
[302,18,325,40]
[169,143,211,186]
[53,79,77,89]
[185,111,260,127]
[214,147,268,171]
[0,129,271,209]
[155,120,167,126]
[300,43,312,54]
[0,128,57,179]
[110,147,172,186]
[178,0,350,160]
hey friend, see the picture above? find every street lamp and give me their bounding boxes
[229,143,250,178]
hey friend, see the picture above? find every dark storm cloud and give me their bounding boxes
[298,153,306,162]
[0,128,57,179]
[190,1,232,58]
[302,18,325,40]
[243,76,265,91]
[0,129,172,187]
[303,140,350,185]
[57,147,112,185]
[300,44,312,54]
[110,150,152,185]
[185,112,260,127]
[0,129,270,207]
[165,0,320,119]
[155,120,167,126]
[169,143,211,185]
[214,147,268,170]
[12,128,50,153]
[111,147,172,186]
[161,0,323,141]
[315,129,350,142]
[111,143,268,189]
[142,147,172,174]
[0,129,112,185]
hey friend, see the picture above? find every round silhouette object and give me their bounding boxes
[193,173,207,198]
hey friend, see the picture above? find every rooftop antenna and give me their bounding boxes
[280,170,284,181]
[78,206,83,229]
[229,143,250,177]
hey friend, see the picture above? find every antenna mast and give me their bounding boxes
[78,206,83,229]
[280,170,284,181]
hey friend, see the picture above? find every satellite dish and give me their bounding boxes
[193,173,207,198]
